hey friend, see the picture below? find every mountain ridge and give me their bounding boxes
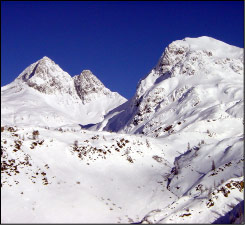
[1,56,127,126]
[94,36,243,136]
[1,36,243,224]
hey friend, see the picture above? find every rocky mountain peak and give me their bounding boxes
[16,56,56,81]
[8,56,126,107]
[80,70,105,87]
[136,36,243,100]
[36,56,56,69]
[155,36,243,76]
[73,70,112,104]
[14,56,77,96]
[81,69,94,75]
[40,55,52,61]
[98,36,243,136]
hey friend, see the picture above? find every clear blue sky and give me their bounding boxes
[1,1,244,99]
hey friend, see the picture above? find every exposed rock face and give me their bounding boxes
[1,56,127,126]
[13,57,126,105]
[73,70,114,104]
[16,56,78,97]
[136,36,243,99]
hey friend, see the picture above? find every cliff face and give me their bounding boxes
[15,56,78,97]
[73,69,124,104]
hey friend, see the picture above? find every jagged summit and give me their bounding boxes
[32,56,54,65]
[73,70,114,104]
[81,69,93,74]
[16,56,56,81]
[2,56,127,126]
[77,69,105,87]
[13,56,76,96]
[11,56,126,103]
[37,56,56,67]
[41,56,52,60]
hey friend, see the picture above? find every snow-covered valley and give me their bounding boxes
[1,36,244,223]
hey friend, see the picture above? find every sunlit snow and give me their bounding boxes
[1,36,243,223]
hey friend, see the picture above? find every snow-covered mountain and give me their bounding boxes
[1,56,126,127]
[88,36,244,223]
[94,36,243,136]
[74,69,123,104]
[1,36,244,224]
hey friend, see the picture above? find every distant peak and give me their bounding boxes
[181,36,224,47]
[183,36,213,42]
[157,36,243,71]
[38,56,54,64]
[41,56,51,60]
[73,70,95,81]
[82,69,92,73]
[81,70,93,75]
[73,69,113,103]
[75,70,100,83]
[171,36,242,54]
[14,55,73,94]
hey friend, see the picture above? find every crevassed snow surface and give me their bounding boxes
[1,36,244,223]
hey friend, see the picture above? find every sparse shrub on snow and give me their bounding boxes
[7,126,17,132]
[146,139,150,148]
[164,125,173,132]
[152,155,163,163]
[32,130,40,140]
[127,155,134,163]
[212,160,216,171]
[74,140,78,148]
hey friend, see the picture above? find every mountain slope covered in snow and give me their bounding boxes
[88,36,245,223]
[1,56,126,127]
[95,36,243,136]
[1,36,244,224]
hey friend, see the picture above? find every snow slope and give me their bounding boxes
[90,36,244,223]
[1,122,243,223]
[1,36,244,224]
[96,36,243,136]
[1,125,177,223]
[1,56,126,127]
